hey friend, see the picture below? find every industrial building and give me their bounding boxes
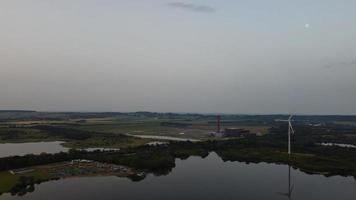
[212,115,256,138]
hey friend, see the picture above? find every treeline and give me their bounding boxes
[270,124,356,145]
[33,126,93,140]
[0,146,179,172]
[0,150,88,171]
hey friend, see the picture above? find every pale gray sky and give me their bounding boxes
[1,0,356,114]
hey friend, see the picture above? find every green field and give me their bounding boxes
[0,113,271,148]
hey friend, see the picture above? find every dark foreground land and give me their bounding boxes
[1,111,356,196]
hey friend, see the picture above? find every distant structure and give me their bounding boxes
[210,115,256,138]
[224,128,251,137]
[9,168,34,175]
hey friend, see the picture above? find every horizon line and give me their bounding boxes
[0,110,356,116]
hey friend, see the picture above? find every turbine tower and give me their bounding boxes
[278,115,295,155]
[287,115,295,155]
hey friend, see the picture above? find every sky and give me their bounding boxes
[0,0,356,114]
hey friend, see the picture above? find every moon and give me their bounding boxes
[305,23,310,28]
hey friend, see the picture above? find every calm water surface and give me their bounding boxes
[1,153,355,200]
[0,142,68,157]
[0,142,122,158]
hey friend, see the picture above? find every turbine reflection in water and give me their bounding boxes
[278,165,294,199]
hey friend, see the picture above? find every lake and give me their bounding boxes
[0,142,68,158]
[1,152,355,200]
[0,142,122,158]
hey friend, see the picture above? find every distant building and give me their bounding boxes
[9,168,34,175]
[146,141,169,146]
[223,128,251,137]
[71,159,93,164]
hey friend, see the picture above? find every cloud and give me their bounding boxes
[167,2,215,13]
[323,60,356,69]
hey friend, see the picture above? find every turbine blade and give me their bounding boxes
[277,120,289,122]
[288,115,293,121]
[290,122,295,134]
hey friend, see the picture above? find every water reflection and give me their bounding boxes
[2,153,356,200]
[278,165,294,199]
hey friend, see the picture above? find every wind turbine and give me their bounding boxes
[276,116,295,199]
[287,115,295,155]
[277,115,295,155]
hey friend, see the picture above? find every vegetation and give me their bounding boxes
[0,125,150,148]
[0,111,274,143]
[1,136,356,195]
[1,111,356,196]
[0,169,52,196]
